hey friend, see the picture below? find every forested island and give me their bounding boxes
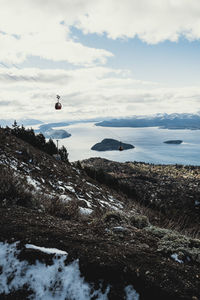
[164,140,183,144]
[91,138,135,151]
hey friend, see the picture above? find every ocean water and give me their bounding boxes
[53,122,200,165]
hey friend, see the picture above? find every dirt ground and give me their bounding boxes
[0,206,199,300]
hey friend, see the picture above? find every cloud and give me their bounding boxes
[0,0,200,67]
[76,0,200,43]
[0,66,200,121]
[0,0,199,121]
[0,0,113,65]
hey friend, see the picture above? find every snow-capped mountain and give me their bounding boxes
[96,112,200,129]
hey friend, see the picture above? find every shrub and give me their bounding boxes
[46,198,79,220]
[0,167,35,207]
[129,214,150,229]
[102,211,123,223]
[146,225,200,263]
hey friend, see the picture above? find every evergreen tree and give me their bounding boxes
[45,138,57,155]
[59,146,69,162]
[10,124,68,159]
[12,120,19,134]
[36,133,46,149]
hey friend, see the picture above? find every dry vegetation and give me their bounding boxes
[0,128,200,299]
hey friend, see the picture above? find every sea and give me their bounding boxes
[52,122,200,166]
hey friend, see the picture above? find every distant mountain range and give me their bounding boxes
[96,113,200,130]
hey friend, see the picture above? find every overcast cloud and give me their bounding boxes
[0,0,200,121]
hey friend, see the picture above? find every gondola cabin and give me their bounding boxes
[55,102,62,110]
[119,142,123,151]
[55,95,62,110]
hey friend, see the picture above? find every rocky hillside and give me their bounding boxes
[0,128,200,299]
[80,158,200,237]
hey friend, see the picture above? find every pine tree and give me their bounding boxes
[59,146,69,162]
[12,120,19,134]
[45,138,57,155]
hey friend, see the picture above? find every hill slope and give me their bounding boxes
[0,128,200,299]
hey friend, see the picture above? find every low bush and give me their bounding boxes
[46,197,80,220]
[0,167,36,208]
[129,214,150,229]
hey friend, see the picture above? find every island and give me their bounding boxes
[164,140,183,144]
[36,123,71,139]
[43,128,71,139]
[91,138,135,151]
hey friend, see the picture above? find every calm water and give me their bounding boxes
[53,122,200,165]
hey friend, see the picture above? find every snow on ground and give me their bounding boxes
[58,180,64,185]
[83,199,92,208]
[15,150,23,155]
[26,176,41,191]
[65,185,76,193]
[59,194,72,202]
[195,200,200,206]
[26,244,68,255]
[125,285,140,300]
[79,207,93,215]
[8,159,18,171]
[99,200,121,211]
[86,193,92,199]
[86,182,99,189]
[0,242,140,300]
[171,253,184,264]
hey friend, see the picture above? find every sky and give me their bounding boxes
[1,0,200,122]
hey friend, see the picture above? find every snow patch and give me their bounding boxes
[79,207,93,215]
[83,199,92,208]
[15,150,22,155]
[58,180,64,185]
[86,193,92,199]
[86,182,98,189]
[9,160,18,170]
[112,226,127,233]
[99,200,120,211]
[26,244,68,255]
[59,194,72,202]
[65,185,76,193]
[26,176,41,190]
[171,253,184,264]
[124,285,140,300]
[0,242,110,300]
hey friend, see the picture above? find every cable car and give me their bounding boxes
[119,141,123,151]
[55,95,62,110]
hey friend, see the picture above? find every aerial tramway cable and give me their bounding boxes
[97,124,124,151]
